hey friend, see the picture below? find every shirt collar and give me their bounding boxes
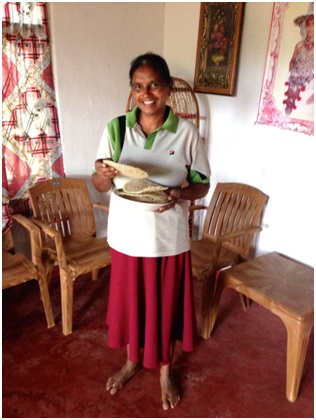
[126,106,179,133]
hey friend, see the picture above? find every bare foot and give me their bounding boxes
[160,366,180,410]
[106,360,140,395]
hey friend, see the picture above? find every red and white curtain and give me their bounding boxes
[2,2,65,233]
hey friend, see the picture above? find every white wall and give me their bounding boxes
[48,2,314,267]
[165,3,315,267]
[48,2,165,231]
[49,2,165,176]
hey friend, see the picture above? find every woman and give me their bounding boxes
[283,14,314,115]
[92,53,211,410]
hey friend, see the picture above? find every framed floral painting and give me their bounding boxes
[194,2,245,95]
[256,2,314,135]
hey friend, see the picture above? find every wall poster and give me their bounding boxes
[256,2,314,135]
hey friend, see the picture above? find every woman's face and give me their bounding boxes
[131,64,171,118]
[306,18,314,37]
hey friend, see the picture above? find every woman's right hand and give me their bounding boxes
[92,159,118,192]
[94,159,118,180]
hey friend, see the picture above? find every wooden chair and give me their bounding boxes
[190,182,268,339]
[27,178,111,335]
[127,76,200,236]
[2,214,55,328]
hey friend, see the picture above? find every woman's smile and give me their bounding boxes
[143,99,155,105]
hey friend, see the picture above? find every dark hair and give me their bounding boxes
[129,53,172,85]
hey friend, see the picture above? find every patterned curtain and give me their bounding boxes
[2,2,65,233]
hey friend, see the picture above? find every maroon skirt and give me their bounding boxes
[106,248,197,369]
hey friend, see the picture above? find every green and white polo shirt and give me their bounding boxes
[96,106,211,257]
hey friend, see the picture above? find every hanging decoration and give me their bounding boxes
[2,2,65,233]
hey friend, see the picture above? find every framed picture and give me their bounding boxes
[256,2,314,135]
[194,2,245,95]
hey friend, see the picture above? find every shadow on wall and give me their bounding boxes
[196,92,211,152]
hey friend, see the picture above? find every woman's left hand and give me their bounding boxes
[156,188,181,213]
[155,182,210,213]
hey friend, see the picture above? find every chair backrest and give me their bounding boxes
[203,183,268,260]
[27,178,96,238]
[126,77,200,128]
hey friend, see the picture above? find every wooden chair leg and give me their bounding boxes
[60,270,74,336]
[37,276,55,328]
[239,293,251,309]
[208,277,226,337]
[92,269,99,281]
[43,253,55,287]
[200,273,216,339]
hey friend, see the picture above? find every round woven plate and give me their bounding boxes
[123,179,168,194]
[114,189,171,211]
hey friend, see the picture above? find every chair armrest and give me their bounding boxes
[189,204,208,212]
[31,218,68,269]
[12,214,39,234]
[93,203,109,212]
[30,218,59,238]
[209,226,262,263]
[12,214,43,267]
[217,226,262,243]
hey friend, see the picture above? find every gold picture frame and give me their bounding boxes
[194,2,245,95]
